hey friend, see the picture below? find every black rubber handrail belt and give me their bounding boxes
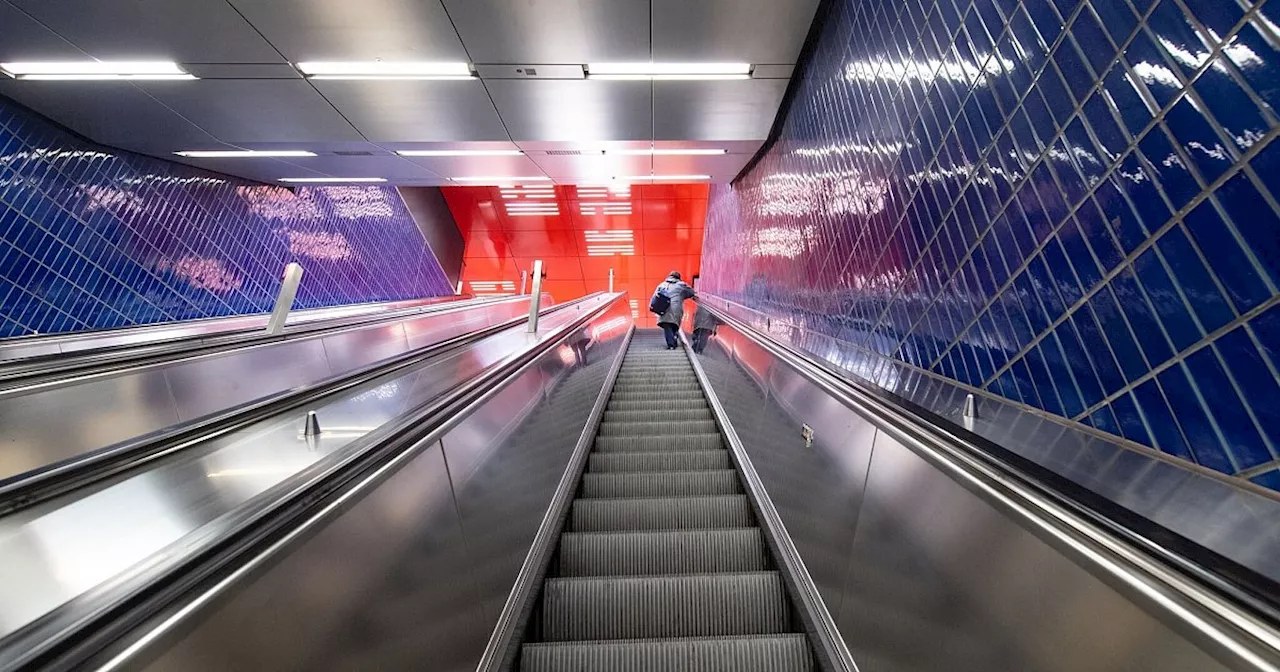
[0,293,600,516]
[0,292,625,671]
[699,300,1280,669]
[0,294,507,392]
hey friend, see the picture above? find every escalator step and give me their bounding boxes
[570,494,753,532]
[520,635,814,672]
[581,470,741,498]
[611,381,703,392]
[540,572,791,641]
[607,399,696,412]
[597,420,718,437]
[604,408,712,423]
[608,389,705,401]
[588,450,731,473]
[557,528,769,576]
[593,434,723,453]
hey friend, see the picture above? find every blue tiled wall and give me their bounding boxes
[701,0,1280,488]
[0,95,452,338]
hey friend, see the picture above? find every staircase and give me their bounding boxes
[520,331,814,671]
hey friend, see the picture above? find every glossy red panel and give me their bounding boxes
[443,185,708,305]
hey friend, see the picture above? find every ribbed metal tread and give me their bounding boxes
[594,434,723,453]
[570,494,753,532]
[608,399,698,412]
[520,634,813,672]
[557,528,769,576]
[608,390,706,402]
[540,572,791,641]
[580,470,742,498]
[588,449,731,473]
[604,408,712,423]
[597,420,718,436]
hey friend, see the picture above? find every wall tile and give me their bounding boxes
[701,0,1280,488]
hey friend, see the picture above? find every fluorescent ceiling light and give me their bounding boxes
[606,148,728,156]
[619,175,711,181]
[1,61,195,80]
[175,150,316,158]
[278,177,387,183]
[588,62,751,80]
[297,61,472,80]
[397,149,524,157]
[451,176,552,183]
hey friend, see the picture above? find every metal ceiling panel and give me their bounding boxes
[181,64,303,79]
[651,0,820,63]
[167,156,324,184]
[138,80,363,144]
[0,80,222,152]
[311,79,507,143]
[276,155,445,180]
[486,80,652,143]
[526,154,652,180]
[652,79,788,141]
[227,0,467,62]
[9,0,282,63]
[0,2,85,60]
[653,153,755,180]
[398,154,546,180]
[442,0,650,63]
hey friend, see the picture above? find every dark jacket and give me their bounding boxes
[692,302,717,332]
[654,276,695,326]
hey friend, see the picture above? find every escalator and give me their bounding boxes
[520,331,814,671]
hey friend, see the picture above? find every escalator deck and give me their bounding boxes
[521,331,815,671]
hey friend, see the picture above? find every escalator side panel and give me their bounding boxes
[697,322,1236,671]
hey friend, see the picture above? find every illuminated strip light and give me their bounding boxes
[452,176,553,184]
[587,62,751,80]
[584,230,634,242]
[618,174,711,181]
[397,149,522,156]
[176,150,317,158]
[606,148,728,156]
[587,248,636,256]
[470,281,517,293]
[630,299,640,318]
[297,61,474,80]
[279,177,387,183]
[1,61,195,80]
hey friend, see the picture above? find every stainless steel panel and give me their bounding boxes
[180,63,304,79]
[9,0,281,63]
[228,0,468,62]
[525,153,652,180]
[485,80,653,143]
[275,154,443,180]
[400,152,546,178]
[836,431,1230,671]
[652,79,790,141]
[651,0,819,63]
[165,338,333,422]
[309,79,509,143]
[137,441,490,672]
[316,322,410,373]
[139,80,363,144]
[0,2,86,60]
[652,152,754,180]
[441,0,650,63]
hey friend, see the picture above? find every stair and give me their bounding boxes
[520,330,814,671]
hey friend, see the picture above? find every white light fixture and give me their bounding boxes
[606,148,728,156]
[451,176,552,183]
[587,62,751,80]
[279,177,387,183]
[296,61,473,80]
[175,150,317,158]
[620,174,711,181]
[1,61,195,80]
[397,149,524,157]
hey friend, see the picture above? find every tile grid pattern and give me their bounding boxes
[0,94,452,338]
[701,0,1280,489]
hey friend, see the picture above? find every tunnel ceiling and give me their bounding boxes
[0,0,819,186]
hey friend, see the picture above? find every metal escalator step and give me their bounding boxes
[597,420,718,436]
[588,450,731,473]
[570,494,752,532]
[520,635,814,672]
[608,389,705,401]
[540,572,791,641]
[581,470,741,498]
[594,434,722,453]
[557,528,769,577]
[604,408,712,423]
[607,398,699,412]
[616,370,697,380]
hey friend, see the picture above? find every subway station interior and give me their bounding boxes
[0,0,1278,670]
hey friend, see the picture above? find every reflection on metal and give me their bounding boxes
[963,393,977,421]
[303,411,321,437]
[801,423,814,448]
[521,270,528,295]
[265,263,304,335]
[527,261,545,333]
[608,268,614,293]
[456,280,464,294]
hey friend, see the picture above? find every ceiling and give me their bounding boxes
[0,0,820,185]
[443,183,707,327]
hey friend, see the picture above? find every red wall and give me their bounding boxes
[442,184,708,327]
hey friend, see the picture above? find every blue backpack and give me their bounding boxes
[649,287,671,315]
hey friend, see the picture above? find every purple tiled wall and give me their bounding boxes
[701,0,1280,488]
[0,94,452,338]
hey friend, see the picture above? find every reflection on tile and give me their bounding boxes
[700,0,1280,489]
[0,97,451,337]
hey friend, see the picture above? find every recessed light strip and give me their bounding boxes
[297,62,474,80]
[1,61,195,80]
[279,177,387,183]
[452,176,552,183]
[176,150,317,158]
[587,62,751,80]
[619,174,711,181]
[398,149,523,157]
